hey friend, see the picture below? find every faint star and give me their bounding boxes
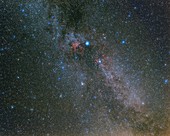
[11,105,14,109]
[164,79,168,84]
[93,96,97,99]
[61,66,65,70]
[81,82,85,86]
[21,9,25,12]
[59,94,63,98]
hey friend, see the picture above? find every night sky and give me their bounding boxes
[1,0,170,136]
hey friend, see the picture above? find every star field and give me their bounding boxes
[1,0,170,136]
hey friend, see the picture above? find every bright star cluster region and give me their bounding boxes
[1,0,170,136]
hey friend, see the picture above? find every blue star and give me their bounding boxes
[98,59,102,64]
[121,40,126,44]
[48,21,51,25]
[93,96,97,99]
[164,79,168,84]
[12,35,16,39]
[21,9,25,12]
[74,55,78,60]
[128,12,131,18]
[0,48,4,51]
[134,7,137,10]
[61,66,64,70]
[85,41,90,46]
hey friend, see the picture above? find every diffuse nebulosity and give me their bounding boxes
[1,0,170,136]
